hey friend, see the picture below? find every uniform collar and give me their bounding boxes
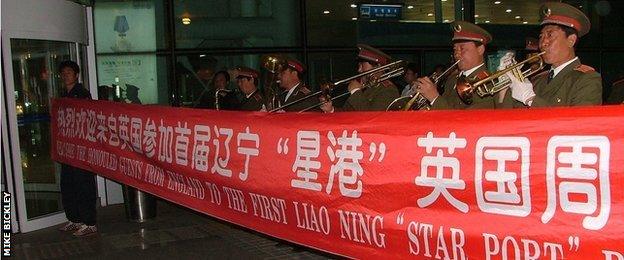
[551,57,579,78]
[245,89,258,99]
[460,63,485,77]
[284,82,300,101]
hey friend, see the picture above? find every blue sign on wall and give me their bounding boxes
[359,4,402,20]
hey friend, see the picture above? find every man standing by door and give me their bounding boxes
[57,60,98,237]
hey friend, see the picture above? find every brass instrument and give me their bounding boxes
[456,51,546,105]
[261,55,289,110]
[387,59,460,111]
[280,60,407,113]
[215,89,232,110]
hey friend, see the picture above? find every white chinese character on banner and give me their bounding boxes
[157,119,173,163]
[57,108,66,137]
[211,126,233,177]
[192,125,211,172]
[130,117,143,153]
[326,130,363,198]
[475,137,531,217]
[291,131,322,191]
[75,109,87,140]
[65,108,75,138]
[542,136,611,230]
[108,114,120,147]
[237,127,259,181]
[96,112,108,143]
[143,118,157,158]
[174,122,190,166]
[86,109,96,142]
[415,132,468,213]
[118,114,132,151]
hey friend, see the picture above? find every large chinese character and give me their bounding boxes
[475,137,531,217]
[96,112,108,143]
[75,109,87,140]
[143,118,156,158]
[326,130,363,198]
[108,114,120,147]
[130,117,143,153]
[57,108,66,137]
[211,126,233,177]
[157,119,173,163]
[86,109,97,142]
[174,122,190,166]
[118,114,132,151]
[65,108,75,138]
[192,125,210,172]
[542,136,611,230]
[415,132,468,213]
[291,131,322,191]
[237,127,259,181]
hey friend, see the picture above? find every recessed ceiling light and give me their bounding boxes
[515,15,521,19]
[444,19,450,22]
[323,10,330,14]
[350,4,357,8]
[407,5,414,9]
[427,13,433,17]
[442,0,447,2]
[506,9,512,13]
[494,1,501,4]
[485,20,491,23]
[474,14,480,18]
[352,17,357,20]
[523,21,528,24]
[181,17,191,25]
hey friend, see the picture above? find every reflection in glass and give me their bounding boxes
[10,39,72,219]
[174,0,301,49]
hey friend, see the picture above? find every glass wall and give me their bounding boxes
[90,0,624,108]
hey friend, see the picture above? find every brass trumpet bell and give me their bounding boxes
[261,55,288,74]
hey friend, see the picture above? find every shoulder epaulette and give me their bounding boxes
[300,86,311,94]
[574,64,595,73]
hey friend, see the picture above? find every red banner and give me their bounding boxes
[51,98,624,259]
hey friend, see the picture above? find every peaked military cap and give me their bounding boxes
[357,44,391,65]
[540,2,591,37]
[286,58,305,73]
[235,67,259,79]
[451,21,492,44]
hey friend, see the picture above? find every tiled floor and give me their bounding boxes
[11,201,336,259]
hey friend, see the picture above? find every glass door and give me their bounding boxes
[3,39,79,232]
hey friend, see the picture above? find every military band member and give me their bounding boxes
[417,21,496,110]
[320,44,400,112]
[504,2,602,107]
[235,67,265,111]
[277,58,317,112]
[213,71,239,110]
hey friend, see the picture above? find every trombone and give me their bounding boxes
[269,59,407,113]
[386,59,460,111]
[456,51,546,105]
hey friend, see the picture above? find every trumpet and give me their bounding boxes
[456,51,546,105]
[386,59,460,111]
[270,59,407,113]
[215,89,232,110]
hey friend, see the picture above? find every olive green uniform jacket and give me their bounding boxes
[239,89,265,111]
[342,80,399,111]
[431,64,496,110]
[498,58,602,108]
[281,84,319,112]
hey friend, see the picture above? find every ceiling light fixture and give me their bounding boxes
[182,17,191,25]
[494,1,501,4]
[523,21,528,24]
[515,15,521,19]
[505,9,512,13]
[474,14,479,18]
[323,10,330,14]
[427,13,433,17]
[407,5,414,9]
[485,20,491,23]
[350,4,357,8]
[352,17,357,20]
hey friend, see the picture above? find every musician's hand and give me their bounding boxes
[319,95,334,113]
[416,77,440,102]
[347,79,363,93]
[506,71,536,106]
